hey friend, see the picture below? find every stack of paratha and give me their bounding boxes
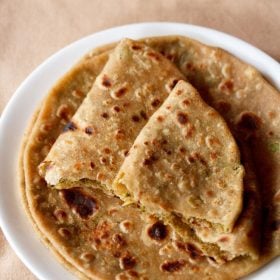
[20,36,280,280]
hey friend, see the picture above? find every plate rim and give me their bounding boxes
[0,22,279,280]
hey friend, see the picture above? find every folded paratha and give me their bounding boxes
[114,80,261,261]
[20,36,280,279]
[38,38,184,189]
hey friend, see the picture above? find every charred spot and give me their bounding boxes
[60,189,98,219]
[169,79,179,90]
[115,87,127,98]
[113,105,121,112]
[101,112,109,119]
[151,98,161,107]
[58,227,71,238]
[143,153,158,166]
[157,115,164,122]
[56,104,72,121]
[115,129,125,140]
[163,148,172,155]
[131,45,142,51]
[103,147,111,154]
[131,115,140,122]
[112,233,127,248]
[147,51,161,61]
[147,221,168,241]
[85,126,93,135]
[186,243,203,256]
[206,190,214,197]
[102,75,112,87]
[188,152,207,166]
[179,146,186,154]
[161,259,186,273]
[63,121,77,132]
[140,110,148,120]
[166,54,175,62]
[236,112,262,132]
[90,162,95,169]
[182,99,190,106]
[187,155,195,164]
[120,254,136,270]
[216,101,231,114]
[220,79,234,92]
[177,112,188,125]
[271,220,280,231]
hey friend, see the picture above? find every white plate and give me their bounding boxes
[0,22,279,280]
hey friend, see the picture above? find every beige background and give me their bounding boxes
[0,0,279,279]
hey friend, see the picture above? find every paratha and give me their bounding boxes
[38,38,184,189]
[114,80,260,261]
[20,36,280,279]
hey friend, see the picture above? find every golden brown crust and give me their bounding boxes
[19,36,280,279]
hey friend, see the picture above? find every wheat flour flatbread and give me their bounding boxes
[20,36,280,279]
[114,80,260,261]
[38,38,184,189]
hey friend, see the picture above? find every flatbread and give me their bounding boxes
[20,36,280,279]
[114,80,260,261]
[38,38,184,189]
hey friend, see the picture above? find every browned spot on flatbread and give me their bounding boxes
[237,112,262,132]
[112,105,121,113]
[102,75,112,87]
[112,233,127,248]
[140,110,148,120]
[151,98,161,107]
[115,129,125,140]
[131,115,140,122]
[185,62,195,71]
[131,44,142,51]
[220,79,234,92]
[218,236,230,243]
[168,78,180,91]
[115,87,127,98]
[157,115,164,122]
[147,221,168,241]
[119,254,137,270]
[177,112,188,125]
[90,162,95,169]
[182,99,190,106]
[147,51,161,61]
[161,259,187,272]
[56,104,72,121]
[61,189,98,219]
[63,121,77,132]
[143,153,158,166]
[85,126,94,135]
[101,112,109,119]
